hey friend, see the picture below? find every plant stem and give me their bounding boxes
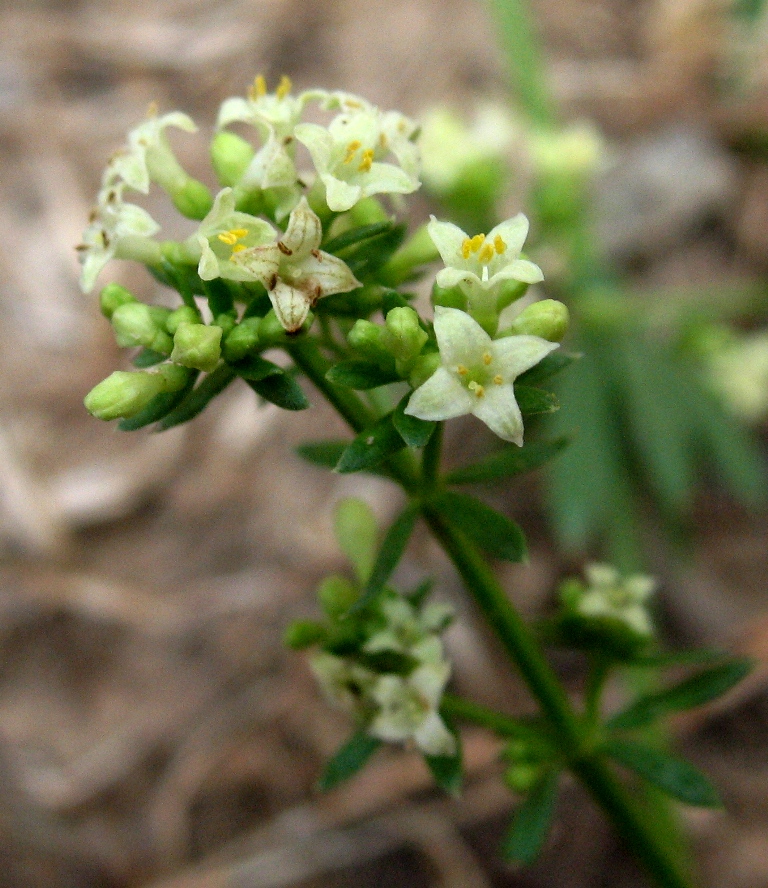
[442,693,542,740]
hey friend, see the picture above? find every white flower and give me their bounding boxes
[77,183,161,293]
[295,106,420,212]
[310,652,377,714]
[190,187,276,283]
[428,215,543,307]
[363,595,453,657]
[707,330,768,423]
[231,196,361,331]
[103,105,197,194]
[577,563,656,638]
[405,306,558,445]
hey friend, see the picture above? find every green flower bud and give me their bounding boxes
[84,370,165,421]
[384,307,428,365]
[112,303,173,353]
[171,322,222,373]
[408,351,441,389]
[283,619,327,650]
[170,178,214,221]
[100,283,137,320]
[154,362,191,392]
[215,312,237,338]
[258,308,313,346]
[222,317,261,362]
[318,575,359,619]
[500,299,570,343]
[348,319,392,365]
[431,282,467,311]
[346,197,390,226]
[166,305,202,335]
[496,279,528,312]
[504,762,542,794]
[211,131,256,187]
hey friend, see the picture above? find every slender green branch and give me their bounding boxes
[421,422,443,491]
[442,693,542,740]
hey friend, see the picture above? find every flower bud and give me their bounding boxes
[384,307,428,363]
[84,370,165,420]
[408,351,441,389]
[347,197,389,226]
[166,305,201,335]
[504,762,542,794]
[154,362,191,392]
[210,131,256,187]
[284,620,327,650]
[431,282,467,311]
[170,322,222,373]
[170,178,214,220]
[112,303,173,353]
[99,283,137,320]
[318,575,359,619]
[495,279,528,312]
[215,312,237,338]
[222,317,261,362]
[501,299,570,343]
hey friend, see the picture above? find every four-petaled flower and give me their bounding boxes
[295,106,420,212]
[577,563,656,638]
[230,196,361,332]
[77,183,161,293]
[405,306,558,445]
[428,215,543,307]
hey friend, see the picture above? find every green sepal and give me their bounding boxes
[393,395,436,448]
[132,348,167,368]
[516,351,580,387]
[429,491,527,562]
[605,739,722,808]
[608,659,753,730]
[118,370,198,431]
[424,723,463,796]
[335,414,406,474]
[445,436,568,485]
[318,731,382,792]
[501,770,560,864]
[158,365,236,429]
[325,360,401,390]
[246,370,310,411]
[514,385,559,416]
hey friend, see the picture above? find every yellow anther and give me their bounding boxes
[469,234,485,252]
[468,381,485,398]
[494,234,506,254]
[276,75,292,99]
[343,140,362,164]
[456,364,468,376]
[231,244,246,253]
[358,149,374,173]
[461,238,473,260]
[379,132,388,149]
[493,375,503,385]
[230,228,248,239]
[478,241,495,263]
[217,227,249,246]
[147,101,158,118]
[251,75,267,99]
[482,352,492,365]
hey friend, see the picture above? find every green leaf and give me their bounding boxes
[424,727,463,796]
[393,395,436,448]
[501,771,560,864]
[352,503,419,612]
[322,221,394,255]
[430,491,527,562]
[158,365,236,429]
[326,360,401,390]
[445,436,568,485]
[295,441,348,468]
[335,498,378,584]
[347,225,407,278]
[132,348,166,368]
[230,354,284,382]
[514,385,559,416]
[406,577,434,608]
[605,739,722,808]
[247,370,309,411]
[335,414,406,474]
[318,732,382,791]
[517,351,579,387]
[118,371,198,431]
[609,659,753,730]
[201,277,234,316]
[629,649,730,669]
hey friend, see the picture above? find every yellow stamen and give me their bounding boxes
[461,238,473,260]
[493,375,503,385]
[469,234,485,252]
[343,140,362,164]
[468,381,485,398]
[276,75,292,99]
[379,132,388,149]
[358,148,374,173]
[217,227,249,246]
[231,244,246,253]
[494,235,506,254]
[478,242,494,263]
[456,364,468,376]
[250,75,267,100]
[147,101,158,118]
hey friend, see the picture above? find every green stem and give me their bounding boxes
[442,693,542,740]
[421,422,443,491]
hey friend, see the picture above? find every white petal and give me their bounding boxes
[432,306,492,369]
[228,243,281,284]
[79,248,112,293]
[487,213,529,257]
[298,251,361,296]
[198,188,237,234]
[281,197,322,258]
[360,161,419,198]
[294,123,334,171]
[197,235,221,281]
[405,368,474,421]
[269,280,312,332]
[217,96,254,128]
[414,711,456,757]
[490,258,544,286]
[427,217,467,267]
[471,383,525,445]
[323,176,362,212]
[114,203,161,238]
[491,335,559,381]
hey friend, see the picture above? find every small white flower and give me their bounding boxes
[310,652,377,714]
[405,306,558,445]
[364,595,453,658]
[103,104,197,194]
[295,106,420,212]
[577,563,656,638]
[231,197,361,332]
[707,330,768,423]
[428,215,543,307]
[77,183,161,293]
[190,187,276,283]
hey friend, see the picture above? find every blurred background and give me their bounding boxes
[1,0,768,885]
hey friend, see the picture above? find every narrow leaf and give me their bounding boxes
[132,348,166,368]
[230,354,284,382]
[335,415,405,474]
[201,277,234,316]
[430,491,527,562]
[322,221,394,255]
[445,437,568,485]
[247,370,309,411]
[295,441,348,468]
[118,371,198,431]
[393,395,436,448]
[158,365,236,429]
[326,360,401,390]
[424,726,463,796]
[605,739,722,808]
[501,771,560,864]
[318,732,382,791]
[517,351,579,386]
[334,498,378,584]
[352,503,419,612]
[609,659,753,730]
[514,385,559,416]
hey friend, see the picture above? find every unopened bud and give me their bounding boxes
[504,762,542,794]
[408,351,441,389]
[348,319,391,365]
[223,317,261,362]
[211,131,256,186]
[318,575,359,619]
[84,370,165,421]
[284,620,327,650]
[496,279,528,312]
[501,299,569,343]
[171,322,222,372]
[112,303,173,353]
[166,305,201,335]
[170,178,214,220]
[100,283,137,320]
[431,282,467,311]
[215,312,237,338]
[154,362,190,392]
[384,307,428,366]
